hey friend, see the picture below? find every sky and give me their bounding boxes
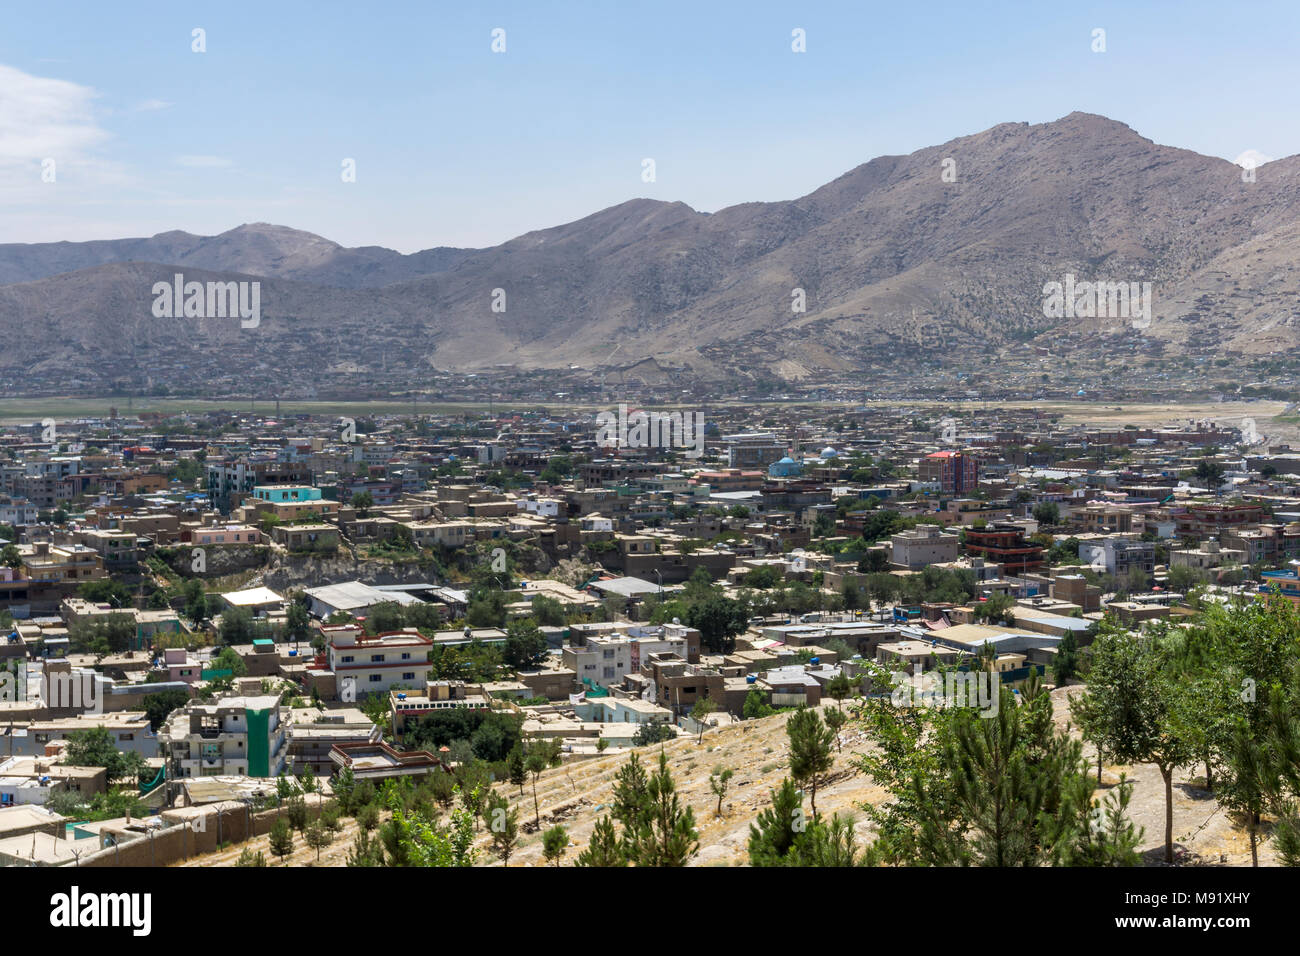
[3,0,1300,252]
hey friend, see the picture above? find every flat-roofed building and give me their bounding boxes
[326,624,433,697]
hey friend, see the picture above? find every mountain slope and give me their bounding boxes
[4,112,1299,390]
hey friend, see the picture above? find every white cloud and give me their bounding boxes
[0,62,106,166]
[134,98,172,112]
[176,155,233,168]
[1234,149,1274,169]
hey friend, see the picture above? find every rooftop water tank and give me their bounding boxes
[746,674,757,684]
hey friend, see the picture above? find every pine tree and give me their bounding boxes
[542,824,569,867]
[748,778,806,865]
[508,747,527,796]
[269,818,294,863]
[786,707,835,818]
[575,816,627,866]
[629,751,699,866]
[486,791,519,866]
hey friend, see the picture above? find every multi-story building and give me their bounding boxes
[324,624,433,697]
[388,682,491,736]
[963,523,1045,574]
[0,497,39,527]
[890,524,961,569]
[205,458,310,512]
[919,450,979,494]
[563,623,697,689]
[1079,537,1156,577]
[1175,502,1265,538]
[158,692,288,780]
[724,433,787,470]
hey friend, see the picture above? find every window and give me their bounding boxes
[371,654,384,663]
[341,655,354,663]
[403,672,415,681]
[401,652,410,660]
[369,674,383,682]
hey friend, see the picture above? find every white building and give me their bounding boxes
[325,624,433,697]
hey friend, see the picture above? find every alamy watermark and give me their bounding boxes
[0,669,102,713]
[595,403,705,459]
[1042,273,1152,329]
[890,664,999,717]
[152,273,260,328]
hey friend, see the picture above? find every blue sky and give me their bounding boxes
[3,0,1299,251]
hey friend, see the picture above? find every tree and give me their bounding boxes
[709,767,734,816]
[748,777,807,864]
[305,821,332,862]
[632,722,675,746]
[786,707,835,819]
[1081,624,1194,863]
[269,818,294,863]
[64,727,147,786]
[1053,630,1079,685]
[286,794,309,834]
[236,848,267,867]
[486,791,519,866]
[824,707,847,753]
[356,804,380,833]
[690,696,717,743]
[503,618,548,670]
[743,686,775,719]
[1054,773,1144,867]
[0,544,21,570]
[219,606,257,646]
[684,595,748,654]
[826,673,853,711]
[524,739,561,827]
[507,747,527,796]
[542,824,569,867]
[285,599,311,648]
[142,689,189,732]
[351,491,374,516]
[628,751,699,867]
[575,815,626,866]
[1032,502,1060,526]
[530,595,567,627]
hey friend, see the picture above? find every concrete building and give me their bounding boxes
[325,624,433,697]
[890,524,961,569]
[158,693,287,780]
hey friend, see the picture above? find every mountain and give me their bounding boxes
[4,112,1300,393]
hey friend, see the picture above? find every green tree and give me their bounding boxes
[507,746,527,796]
[487,791,520,866]
[575,815,626,866]
[142,689,189,732]
[709,766,734,817]
[628,751,699,867]
[824,707,847,753]
[690,696,717,743]
[542,824,569,867]
[1080,624,1194,863]
[269,818,294,863]
[64,727,147,786]
[305,821,332,862]
[748,777,807,865]
[1053,630,1079,685]
[786,707,835,819]
[503,618,548,670]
